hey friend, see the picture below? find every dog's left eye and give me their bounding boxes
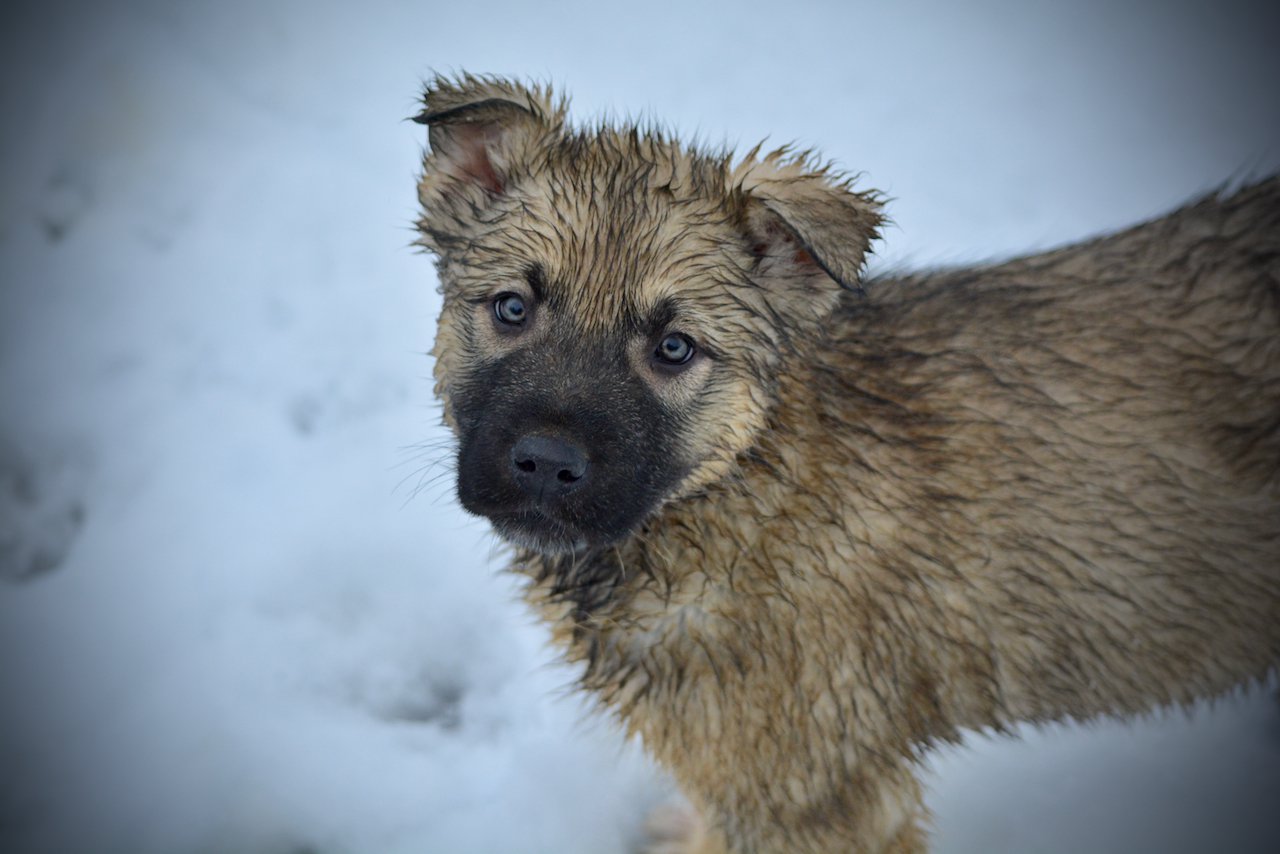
[655,333,695,366]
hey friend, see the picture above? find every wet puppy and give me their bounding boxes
[414,74,1280,852]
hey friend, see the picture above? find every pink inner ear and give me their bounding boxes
[751,221,819,273]
[446,123,505,195]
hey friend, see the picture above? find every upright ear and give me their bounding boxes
[415,74,563,198]
[733,149,883,310]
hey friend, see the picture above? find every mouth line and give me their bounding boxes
[491,508,589,554]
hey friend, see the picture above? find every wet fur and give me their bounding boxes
[415,74,1280,852]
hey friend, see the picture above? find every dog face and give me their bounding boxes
[416,75,881,553]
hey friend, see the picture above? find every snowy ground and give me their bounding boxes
[2,1,1279,852]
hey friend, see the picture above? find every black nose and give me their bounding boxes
[510,434,589,498]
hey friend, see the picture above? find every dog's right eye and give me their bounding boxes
[654,333,696,367]
[493,293,529,326]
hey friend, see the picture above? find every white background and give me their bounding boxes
[2,1,1278,852]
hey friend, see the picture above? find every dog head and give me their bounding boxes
[415,74,882,553]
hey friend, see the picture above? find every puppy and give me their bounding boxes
[414,74,1280,852]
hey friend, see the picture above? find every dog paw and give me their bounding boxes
[639,801,727,854]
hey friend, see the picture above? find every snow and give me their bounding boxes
[2,1,1278,852]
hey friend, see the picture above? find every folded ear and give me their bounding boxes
[733,149,883,307]
[415,74,563,197]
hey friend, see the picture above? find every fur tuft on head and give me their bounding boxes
[416,74,882,307]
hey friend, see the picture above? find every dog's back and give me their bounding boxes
[822,177,1280,727]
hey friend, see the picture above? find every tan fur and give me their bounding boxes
[415,74,1280,852]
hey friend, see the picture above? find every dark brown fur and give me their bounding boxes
[414,74,1280,852]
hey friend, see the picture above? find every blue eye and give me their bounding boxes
[493,293,528,325]
[655,333,695,365]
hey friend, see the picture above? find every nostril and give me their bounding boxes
[510,434,589,495]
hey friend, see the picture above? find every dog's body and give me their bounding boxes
[414,75,1280,852]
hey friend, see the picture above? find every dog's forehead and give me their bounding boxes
[514,136,740,330]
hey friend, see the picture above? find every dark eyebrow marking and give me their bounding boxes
[645,297,679,336]
[525,264,546,300]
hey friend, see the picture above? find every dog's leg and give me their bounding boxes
[748,764,930,853]
[643,767,930,854]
